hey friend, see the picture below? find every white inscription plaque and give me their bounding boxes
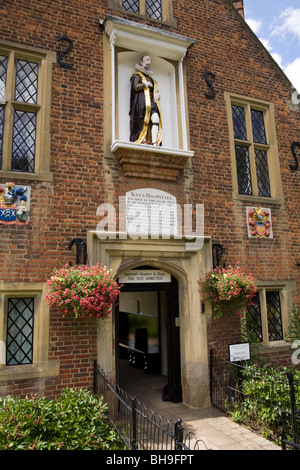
[126,188,177,237]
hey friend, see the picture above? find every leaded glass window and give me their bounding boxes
[251,109,267,144]
[6,298,34,366]
[15,60,39,104]
[122,0,139,13]
[146,0,162,20]
[246,292,263,342]
[12,110,36,172]
[246,290,284,344]
[122,0,162,20]
[0,45,50,175]
[235,146,252,195]
[0,106,4,168]
[255,149,271,197]
[232,105,247,140]
[0,55,7,168]
[0,55,7,100]
[231,100,272,198]
[266,291,283,341]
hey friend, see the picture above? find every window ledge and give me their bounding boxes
[232,192,285,206]
[0,170,53,182]
[258,340,291,354]
[111,140,193,181]
[0,360,60,382]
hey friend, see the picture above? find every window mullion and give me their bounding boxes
[245,105,258,197]
[1,104,13,171]
[249,145,258,196]
[1,52,15,171]
[140,0,146,15]
[5,52,15,100]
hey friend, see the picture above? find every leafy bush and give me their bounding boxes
[230,363,300,442]
[0,388,124,450]
[285,305,300,344]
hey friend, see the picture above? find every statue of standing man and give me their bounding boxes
[129,55,162,146]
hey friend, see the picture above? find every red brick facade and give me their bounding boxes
[0,0,299,401]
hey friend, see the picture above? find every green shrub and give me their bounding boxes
[285,305,300,344]
[230,364,300,442]
[0,388,124,450]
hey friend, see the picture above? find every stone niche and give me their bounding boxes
[103,15,195,181]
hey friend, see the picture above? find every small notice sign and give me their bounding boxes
[119,270,171,284]
[228,343,251,362]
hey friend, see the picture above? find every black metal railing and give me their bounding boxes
[209,349,300,450]
[94,362,211,451]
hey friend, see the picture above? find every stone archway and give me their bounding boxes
[87,231,212,408]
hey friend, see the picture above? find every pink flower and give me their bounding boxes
[45,263,120,322]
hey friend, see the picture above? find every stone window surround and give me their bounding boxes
[0,282,59,382]
[0,40,55,183]
[225,92,284,205]
[249,280,296,352]
[87,230,213,408]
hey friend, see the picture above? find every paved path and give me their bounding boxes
[120,363,281,451]
[172,406,280,450]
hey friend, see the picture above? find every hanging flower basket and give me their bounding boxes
[198,263,258,318]
[45,264,120,321]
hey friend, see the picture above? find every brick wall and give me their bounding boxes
[0,0,299,398]
[231,0,244,17]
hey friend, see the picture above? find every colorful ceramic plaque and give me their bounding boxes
[247,206,272,238]
[0,182,30,225]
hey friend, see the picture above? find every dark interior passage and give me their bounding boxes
[116,271,182,403]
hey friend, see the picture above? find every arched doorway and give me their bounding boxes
[88,231,211,409]
[116,266,182,403]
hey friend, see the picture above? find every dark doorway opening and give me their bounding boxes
[116,267,182,403]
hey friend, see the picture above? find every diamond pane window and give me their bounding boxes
[146,0,162,20]
[246,293,263,342]
[235,145,252,195]
[6,298,34,366]
[232,105,247,140]
[15,60,39,104]
[0,44,55,177]
[266,291,283,341]
[12,110,36,172]
[255,149,271,197]
[251,109,267,144]
[0,55,7,100]
[122,0,139,13]
[227,95,278,199]
[0,106,4,167]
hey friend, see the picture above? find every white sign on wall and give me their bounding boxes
[228,343,251,362]
[119,269,171,284]
[126,188,177,238]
